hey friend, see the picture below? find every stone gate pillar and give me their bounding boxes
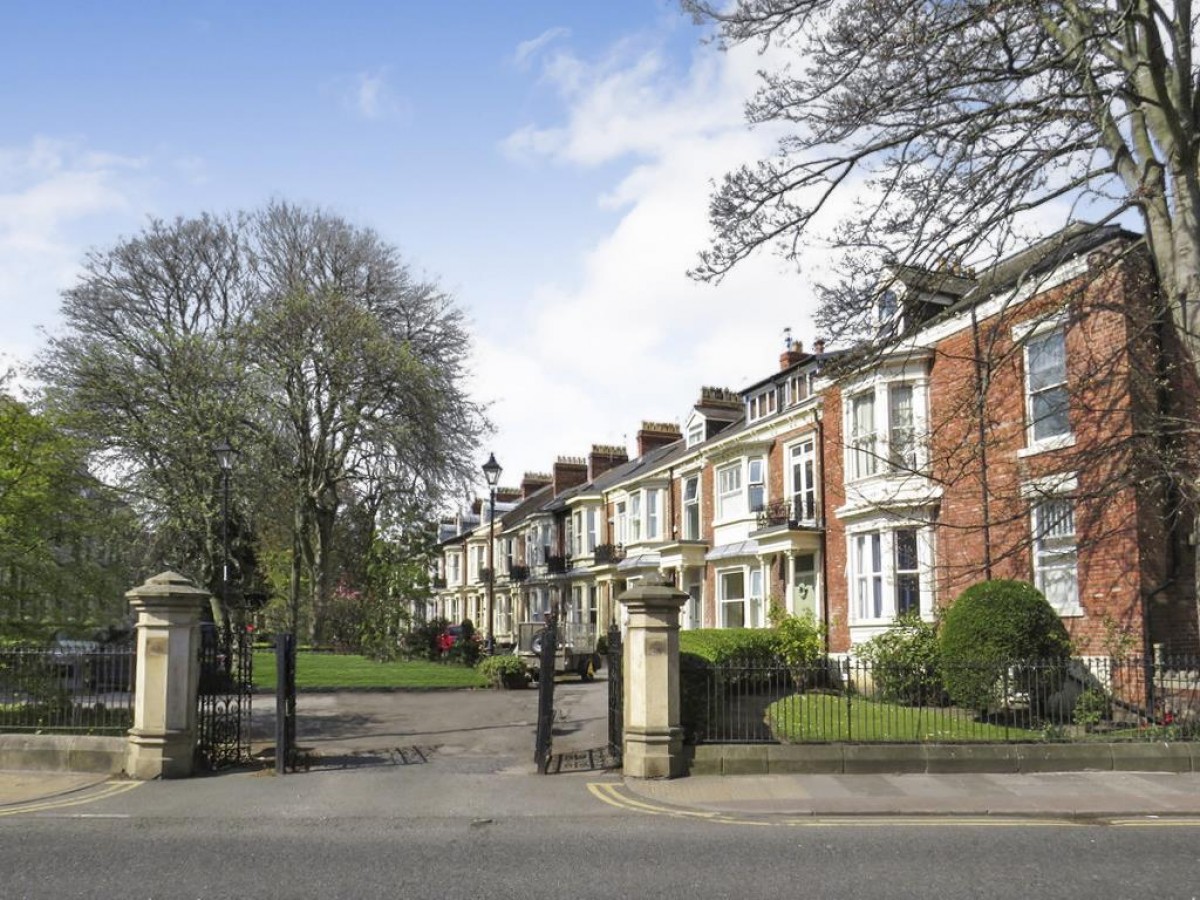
[125,571,210,779]
[618,574,688,778]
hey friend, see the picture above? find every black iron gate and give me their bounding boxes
[607,624,623,766]
[534,615,557,774]
[196,625,253,770]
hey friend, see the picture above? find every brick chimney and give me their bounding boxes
[636,421,682,457]
[780,327,805,370]
[588,444,628,481]
[697,386,741,410]
[495,487,521,504]
[521,472,552,499]
[552,456,588,496]
[813,338,826,355]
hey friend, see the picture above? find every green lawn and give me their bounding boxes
[766,693,1042,743]
[252,651,487,691]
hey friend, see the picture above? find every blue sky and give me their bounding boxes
[1,1,823,494]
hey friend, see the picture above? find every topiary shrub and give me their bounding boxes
[476,653,528,689]
[678,628,779,665]
[857,613,945,706]
[938,580,1071,714]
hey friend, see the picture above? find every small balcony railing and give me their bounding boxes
[546,555,568,575]
[508,564,530,582]
[594,544,625,564]
[479,568,494,584]
[755,498,819,530]
[431,576,447,589]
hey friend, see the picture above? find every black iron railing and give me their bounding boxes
[594,544,625,564]
[546,555,568,575]
[754,497,819,530]
[607,624,623,765]
[508,564,530,582]
[479,567,495,584]
[0,643,135,734]
[431,576,447,589]
[685,655,1200,745]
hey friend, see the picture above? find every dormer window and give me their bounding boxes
[748,389,778,423]
[686,422,704,447]
[785,371,811,407]
[876,289,901,338]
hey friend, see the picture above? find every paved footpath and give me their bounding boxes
[5,681,1200,822]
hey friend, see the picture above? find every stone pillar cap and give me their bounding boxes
[126,570,211,603]
[618,575,688,606]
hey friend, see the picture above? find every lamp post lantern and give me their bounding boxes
[213,439,238,647]
[482,452,502,654]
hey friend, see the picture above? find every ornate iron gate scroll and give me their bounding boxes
[607,624,623,766]
[196,626,253,769]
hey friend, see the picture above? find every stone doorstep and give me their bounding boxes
[682,742,1196,776]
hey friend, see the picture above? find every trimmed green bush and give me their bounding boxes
[679,628,779,664]
[857,613,945,705]
[938,580,1070,713]
[476,653,528,689]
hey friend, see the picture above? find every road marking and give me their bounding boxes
[0,781,141,818]
[586,784,1200,829]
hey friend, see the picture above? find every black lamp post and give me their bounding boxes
[482,452,502,654]
[213,439,238,645]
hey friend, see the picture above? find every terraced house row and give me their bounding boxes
[430,226,1200,656]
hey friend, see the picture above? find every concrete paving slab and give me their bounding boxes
[621,771,1200,818]
[0,770,110,807]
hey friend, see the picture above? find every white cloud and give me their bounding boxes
[337,68,409,121]
[0,138,145,373]
[513,26,571,69]
[483,32,831,481]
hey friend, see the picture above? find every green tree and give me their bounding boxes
[36,203,487,640]
[0,384,139,628]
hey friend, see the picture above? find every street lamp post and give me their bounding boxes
[482,452,502,655]
[213,439,239,649]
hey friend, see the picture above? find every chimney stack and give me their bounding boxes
[551,456,588,496]
[813,338,826,355]
[520,472,552,500]
[588,444,628,481]
[779,326,805,370]
[636,421,683,457]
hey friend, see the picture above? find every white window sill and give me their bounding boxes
[1052,606,1085,618]
[1017,433,1075,458]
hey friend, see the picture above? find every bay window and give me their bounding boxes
[683,476,701,539]
[850,527,927,623]
[850,392,878,479]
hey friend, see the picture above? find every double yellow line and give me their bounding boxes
[586,783,1200,829]
[0,781,140,818]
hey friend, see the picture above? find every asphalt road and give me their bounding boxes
[4,804,1200,899]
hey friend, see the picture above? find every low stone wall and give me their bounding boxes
[686,742,1200,775]
[0,734,126,774]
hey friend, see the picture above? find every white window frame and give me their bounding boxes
[686,422,704,447]
[788,439,817,522]
[646,489,660,540]
[629,493,642,542]
[849,391,879,480]
[848,526,930,624]
[1027,482,1082,616]
[719,568,747,628]
[717,462,743,520]
[888,383,917,472]
[1015,317,1073,454]
[747,457,766,513]
[615,502,627,546]
[791,552,819,618]
[682,476,701,540]
[586,508,598,553]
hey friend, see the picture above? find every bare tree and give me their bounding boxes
[683,0,1198,354]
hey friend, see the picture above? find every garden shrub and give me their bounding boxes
[476,653,528,689]
[678,628,779,665]
[857,613,945,706]
[768,606,825,686]
[1072,687,1111,730]
[938,580,1070,713]
[401,617,451,661]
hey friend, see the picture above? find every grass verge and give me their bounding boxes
[252,651,487,691]
[766,693,1042,742]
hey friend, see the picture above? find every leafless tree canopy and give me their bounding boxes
[684,0,1199,360]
